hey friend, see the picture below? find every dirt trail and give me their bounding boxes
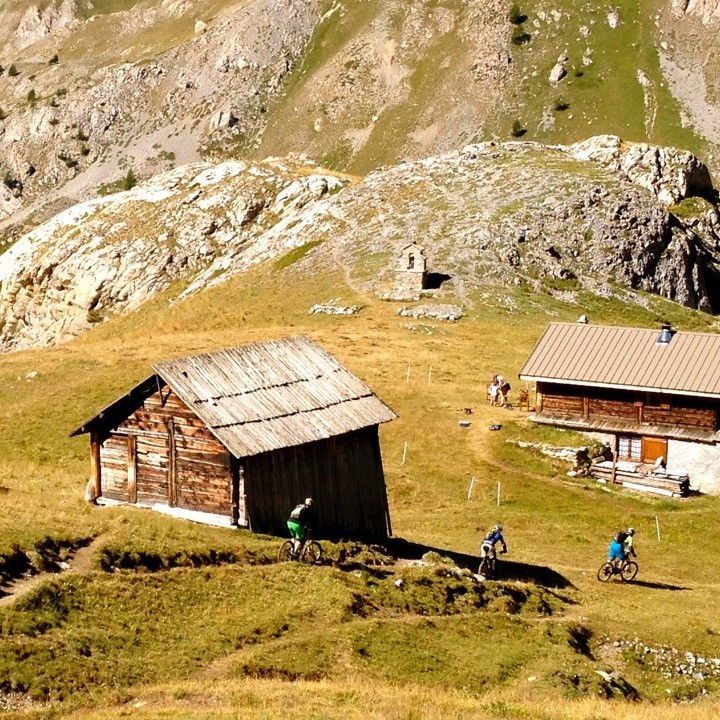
[0,537,103,608]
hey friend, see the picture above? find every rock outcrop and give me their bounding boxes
[0,159,344,351]
[1,136,718,353]
[568,135,715,205]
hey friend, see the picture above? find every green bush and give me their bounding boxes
[7,64,19,77]
[553,98,570,111]
[511,27,532,45]
[508,4,527,25]
[2,172,19,191]
[0,108,7,121]
[26,89,37,105]
[121,168,137,190]
[510,119,527,137]
[48,54,59,65]
[58,152,78,169]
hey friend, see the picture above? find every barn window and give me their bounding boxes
[618,436,641,461]
[408,253,415,269]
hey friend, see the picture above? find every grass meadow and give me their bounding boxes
[1,256,720,717]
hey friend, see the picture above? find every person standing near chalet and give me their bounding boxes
[287,498,315,557]
[489,378,500,406]
[496,374,511,407]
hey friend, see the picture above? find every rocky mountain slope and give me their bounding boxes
[0,157,343,350]
[1,135,718,352]
[2,0,720,240]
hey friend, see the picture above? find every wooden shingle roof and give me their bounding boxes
[519,322,720,398]
[72,337,396,457]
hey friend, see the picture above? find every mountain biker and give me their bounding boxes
[287,498,315,558]
[624,528,637,558]
[480,523,507,564]
[608,529,629,566]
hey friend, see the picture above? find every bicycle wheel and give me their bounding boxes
[301,540,323,564]
[597,562,614,582]
[620,561,638,582]
[277,540,295,562]
[478,556,494,579]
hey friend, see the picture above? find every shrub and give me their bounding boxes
[7,64,19,77]
[121,168,137,190]
[508,4,527,24]
[48,54,59,65]
[3,173,22,192]
[511,28,532,45]
[26,89,37,105]
[55,87,67,96]
[58,152,78,168]
[0,107,7,121]
[553,98,570,111]
[79,144,90,157]
[74,128,89,141]
[510,119,527,137]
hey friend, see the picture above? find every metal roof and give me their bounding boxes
[519,323,720,398]
[73,337,396,457]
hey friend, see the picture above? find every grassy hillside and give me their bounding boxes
[1,256,720,717]
[252,0,720,175]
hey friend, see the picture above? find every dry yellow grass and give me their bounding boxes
[38,676,720,720]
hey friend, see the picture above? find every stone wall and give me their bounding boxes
[667,439,720,493]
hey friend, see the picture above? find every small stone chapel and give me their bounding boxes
[394,242,427,295]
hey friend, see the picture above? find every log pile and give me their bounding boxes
[590,460,690,497]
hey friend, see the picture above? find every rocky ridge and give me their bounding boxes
[0,158,343,350]
[1,135,719,353]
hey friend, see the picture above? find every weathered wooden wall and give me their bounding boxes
[243,426,391,539]
[98,384,235,517]
[538,383,718,429]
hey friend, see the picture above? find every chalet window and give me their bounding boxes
[618,436,641,461]
[644,393,669,409]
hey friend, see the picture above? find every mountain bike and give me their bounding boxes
[477,549,505,579]
[277,535,324,564]
[597,557,638,582]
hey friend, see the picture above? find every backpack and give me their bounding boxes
[503,382,511,392]
[290,504,305,521]
[613,531,628,544]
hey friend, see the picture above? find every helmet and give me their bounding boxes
[627,527,635,535]
[494,524,503,532]
[304,497,314,506]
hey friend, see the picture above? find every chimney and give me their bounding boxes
[656,322,674,345]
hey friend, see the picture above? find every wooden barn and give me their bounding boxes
[71,337,397,537]
[519,322,720,495]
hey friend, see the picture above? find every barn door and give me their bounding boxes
[642,437,667,464]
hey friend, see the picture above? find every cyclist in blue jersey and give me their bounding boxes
[480,524,507,562]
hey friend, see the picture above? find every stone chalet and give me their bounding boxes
[519,322,720,493]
